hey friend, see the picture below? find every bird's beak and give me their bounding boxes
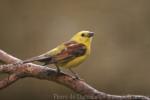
[88,32,94,37]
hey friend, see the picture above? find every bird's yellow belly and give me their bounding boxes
[58,55,88,68]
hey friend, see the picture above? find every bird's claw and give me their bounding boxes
[72,76,83,81]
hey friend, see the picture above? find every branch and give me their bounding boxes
[0,49,149,100]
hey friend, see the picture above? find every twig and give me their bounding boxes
[0,49,149,100]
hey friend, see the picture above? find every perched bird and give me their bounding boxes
[22,31,94,79]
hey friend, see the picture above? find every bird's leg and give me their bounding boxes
[69,68,80,80]
[56,65,61,73]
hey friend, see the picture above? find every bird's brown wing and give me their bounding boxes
[51,41,87,64]
[22,54,52,64]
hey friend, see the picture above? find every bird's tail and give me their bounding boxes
[22,55,51,64]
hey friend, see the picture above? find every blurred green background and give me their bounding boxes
[0,0,150,100]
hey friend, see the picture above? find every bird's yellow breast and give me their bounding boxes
[59,54,89,68]
[58,46,90,68]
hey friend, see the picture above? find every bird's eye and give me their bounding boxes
[81,33,85,37]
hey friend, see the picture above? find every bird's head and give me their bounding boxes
[71,31,94,46]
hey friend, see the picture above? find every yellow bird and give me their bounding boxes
[23,31,94,79]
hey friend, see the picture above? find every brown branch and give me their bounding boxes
[0,49,149,100]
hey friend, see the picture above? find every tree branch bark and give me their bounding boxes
[0,49,149,100]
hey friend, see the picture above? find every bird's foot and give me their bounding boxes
[57,70,61,74]
[56,68,62,75]
[72,74,83,81]
[55,65,61,74]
